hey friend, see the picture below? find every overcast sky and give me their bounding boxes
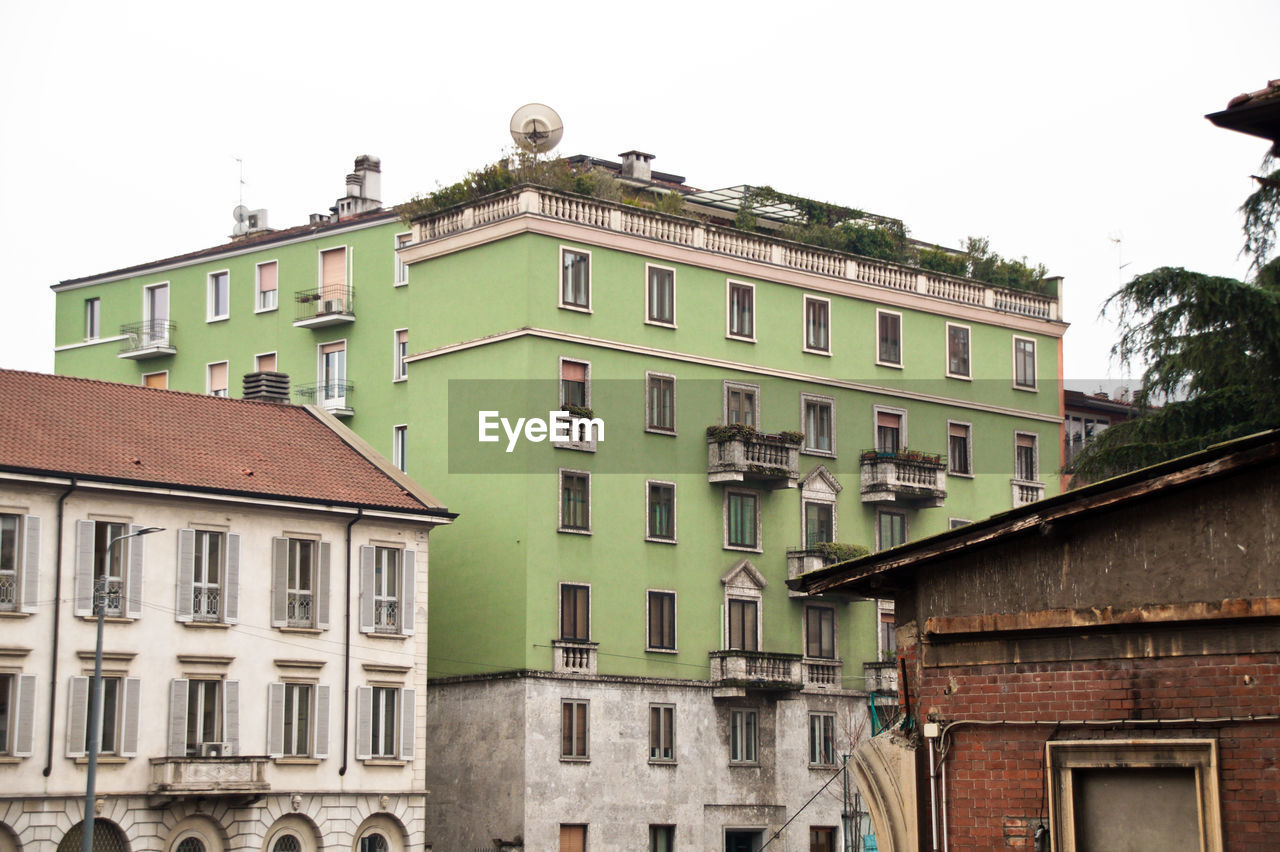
[2,1,1276,391]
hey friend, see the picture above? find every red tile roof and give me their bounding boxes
[0,370,449,516]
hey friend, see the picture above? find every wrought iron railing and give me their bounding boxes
[294,286,354,322]
[373,600,399,633]
[120,319,176,353]
[0,571,15,609]
[193,587,220,621]
[286,591,313,627]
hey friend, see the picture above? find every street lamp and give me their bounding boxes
[82,526,162,852]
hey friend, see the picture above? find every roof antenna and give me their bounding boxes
[235,156,246,209]
[1109,232,1131,285]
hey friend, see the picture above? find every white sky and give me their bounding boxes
[2,1,1276,391]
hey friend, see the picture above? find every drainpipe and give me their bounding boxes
[44,478,77,777]
[925,723,941,852]
[339,508,363,776]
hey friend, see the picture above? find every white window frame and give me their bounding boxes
[206,360,229,398]
[191,529,224,622]
[371,546,401,634]
[1013,335,1038,391]
[1014,430,1040,482]
[644,263,677,328]
[392,425,407,473]
[85,297,101,341]
[802,294,832,356]
[722,381,761,427]
[649,703,676,764]
[945,322,972,380]
[207,269,231,322]
[947,420,974,478]
[0,511,38,616]
[723,489,762,553]
[645,480,677,544]
[281,681,313,757]
[392,328,409,382]
[317,339,348,410]
[645,588,677,653]
[185,677,223,756]
[140,371,168,389]
[729,708,758,764]
[875,308,903,368]
[645,371,677,435]
[369,685,399,758]
[254,351,277,373]
[142,282,171,345]
[255,260,279,313]
[560,698,590,761]
[394,232,412,287]
[558,469,591,535]
[559,246,592,313]
[286,537,317,629]
[800,393,836,457]
[726,280,756,342]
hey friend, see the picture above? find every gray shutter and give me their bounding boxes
[223,679,239,756]
[175,529,195,622]
[66,676,89,757]
[125,523,144,619]
[224,533,240,624]
[316,542,331,630]
[355,685,372,760]
[266,682,284,758]
[313,684,330,759]
[121,677,141,757]
[399,687,416,761]
[14,674,36,758]
[20,515,40,613]
[74,520,95,616]
[168,679,188,756]
[359,546,375,634]
[271,537,288,627]
[401,549,416,637]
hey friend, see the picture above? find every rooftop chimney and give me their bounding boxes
[336,155,383,220]
[619,150,654,182]
[242,371,291,404]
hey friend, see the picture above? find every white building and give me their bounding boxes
[0,370,452,852]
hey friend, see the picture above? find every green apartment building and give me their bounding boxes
[52,154,1065,852]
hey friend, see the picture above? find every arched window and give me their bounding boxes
[58,821,129,852]
[175,840,205,852]
[271,837,300,852]
[358,835,387,852]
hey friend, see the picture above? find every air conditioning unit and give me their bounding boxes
[199,742,228,758]
[321,299,344,314]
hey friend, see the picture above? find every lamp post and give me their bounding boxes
[82,526,162,852]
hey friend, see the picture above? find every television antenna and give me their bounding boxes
[509,103,564,154]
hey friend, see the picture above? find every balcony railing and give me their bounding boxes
[119,320,177,359]
[294,382,354,417]
[409,186,1061,322]
[285,591,313,628]
[709,650,803,692]
[1012,479,1045,507]
[293,287,355,328]
[804,659,843,689]
[860,450,947,507]
[863,660,899,694]
[707,428,802,489]
[373,600,400,633]
[150,756,270,796]
[0,570,15,610]
[192,587,220,621]
[552,639,598,675]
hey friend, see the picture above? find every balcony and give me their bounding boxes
[803,659,844,689]
[293,287,354,328]
[118,320,177,360]
[295,382,354,417]
[862,660,899,694]
[709,650,803,698]
[551,639,598,675]
[860,450,946,507]
[1011,479,1045,507]
[150,755,270,797]
[707,427,802,489]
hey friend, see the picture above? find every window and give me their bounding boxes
[393,329,408,381]
[560,583,589,641]
[90,676,123,754]
[67,674,138,758]
[319,341,347,408]
[729,709,758,763]
[948,422,972,476]
[273,537,320,629]
[1014,336,1037,389]
[144,283,170,345]
[359,834,388,852]
[876,510,906,551]
[561,248,590,310]
[1016,433,1038,481]
[802,395,834,455]
[0,672,35,757]
[804,296,830,353]
[282,683,312,756]
[646,373,675,433]
[256,261,278,311]
[185,678,222,755]
[727,598,759,651]
[142,371,168,389]
[0,673,12,755]
[392,425,407,473]
[560,825,587,852]
[560,359,589,409]
[206,362,228,397]
[207,271,230,320]
[809,713,836,765]
[0,514,17,611]
[255,352,277,373]
[1066,414,1110,466]
[370,547,401,633]
[875,409,903,454]
[560,471,590,533]
[394,233,411,285]
[319,247,348,307]
[561,699,589,759]
[727,281,755,340]
[804,502,833,548]
[649,826,675,852]
[85,298,100,340]
[877,310,902,366]
[646,265,675,325]
[724,383,758,427]
[91,520,126,617]
[879,604,897,658]
[647,482,676,542]
[0,512,38,614]
[725,491,758,550]
[810,827,836,852]
[191,530,224,621]
[947,323,971,378]
[355,684,412,761]
[647,590,675,651]
[74,520,144,620]
[369,686,398,758]
[804,606,835,659]
[649,704,675,762]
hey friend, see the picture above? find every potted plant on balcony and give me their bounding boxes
[813,541,871,566]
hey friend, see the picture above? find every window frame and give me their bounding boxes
[1013,335,1038,390]
[0,512,32,614]
[876,509,907,552]
[560,698,590,761]
[645,371,677,435]
[949,517,972,529]
[726,280,756,342]
[726,597,760,652]
[649,703,676,764]
[803,501,835,549]
[558,582,591,642]
[800,393,836,457]
[558,356,591,410]
[724,489,761,552]
[644,263,677,328]
[804,605,837,660]
[205,360,229,398]
[645,589,676,653]
[729,708,758,765]
[85,297,101,341]
[394,232,412,287]
[558,469,591,535]
[559,246,592,312]
[809,712,837,766]
[1014,431,1039,482]
[89,518,129,618]
[286,537,317,629]
[802,294,832,355]
[872,405,908,454]
[392,425,407,473]
[141,371,168,389]
[369,684,399,758]
[945,322,972,380]
[876,308,903,368]
[254,351,277,374]
[947,420,974,478]
[184,677,223,756]
[206,269,230,322]
[370,546,402,635]
[191,529,225,622]
[317,339,349,410]
[255,260,279,313]
[281,681,314,758]
[723,381,761,428]
[392,329,409,382]
[645,480,677,544]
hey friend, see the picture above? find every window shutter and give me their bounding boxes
[876,411,901,429]
[14,673,36,758]
[359,546,375,634]
[314,684,330,759]
[168,679,188,756]
[399,688,416,761]
[401,550,416,636]
[224,533,240,624]
[316,542,331,630]
[355,686,372,760]
[224,679,240,756]
[20,515,40,613]
[121,677,140,757]
[266,682,285,758]
[125,524,144,619]
[74,520,94,617]
[176,529,195,622]
[271,537,288,627]
[258,261,277,294]
[561,360,587,382]
[321,248,346,300]
[66,676,89,757]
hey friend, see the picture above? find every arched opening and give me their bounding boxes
[262,815,321,852]
[57,821,129,852]
[350,814,405,852]
[0,821,21,852]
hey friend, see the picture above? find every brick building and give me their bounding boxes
[790,429,1280,851]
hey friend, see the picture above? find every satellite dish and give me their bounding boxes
[232,204,251,236]
[510,103,564,154]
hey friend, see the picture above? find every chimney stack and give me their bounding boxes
[619,150,654,182]
[242,371,291,404]
[336,155,383,219]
